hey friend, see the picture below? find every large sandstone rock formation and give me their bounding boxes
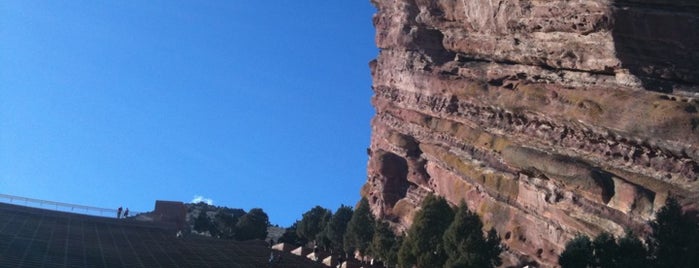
[362,0,699,266]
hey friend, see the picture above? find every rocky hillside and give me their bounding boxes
[362,0,699,266]
[184,202,282,242]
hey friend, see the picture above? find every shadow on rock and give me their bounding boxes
[611,1,699,92]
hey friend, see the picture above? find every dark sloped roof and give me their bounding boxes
[0,202,325,268]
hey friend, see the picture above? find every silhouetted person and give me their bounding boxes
[124,208,129,218]
[117,206,123,219]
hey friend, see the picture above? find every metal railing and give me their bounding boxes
[0,193,140,218]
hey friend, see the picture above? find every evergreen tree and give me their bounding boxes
[371,220,400,267]
[557,198,699,268]
[592,232,618,268]
[323,205,353,253]
[559,235,594,268]
[649,197,699,268]
[483,228,503,267]
[235,208,269,240]
[344,197,375,256]
[316,228,333,251]
[397,238,413,267]
[193,210,213,234]
[278,221,307,246]
[213,210,238,239]
[616,231,649,268]
[398,194,454,268]
[297,206,332,244]
[443,201,501,268]
[389,235,403,267]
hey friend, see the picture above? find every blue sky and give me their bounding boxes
[0,1,377,226]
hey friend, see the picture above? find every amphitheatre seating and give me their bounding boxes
[0,202,325,267]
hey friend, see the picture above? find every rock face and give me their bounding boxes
[362,0,699,266]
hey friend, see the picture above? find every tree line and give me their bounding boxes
[559,198,699,268]
[278,194,502,268]
[185,196,697,267]
[190,202,270,241]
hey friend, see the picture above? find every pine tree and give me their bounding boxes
[592,232,618,268]
[323,205,353,253]
[557,198,699,268]
[344,197,375,256]
[389,235,403,267]
[560,231,649,268]
[398,194,454,268]
[616,231,649,268]
[443,201,501,268]
[316,228,333,251]
[297,206,332,244]
[559,235,594,268]
[235,208,269,240]
[649,197,699,268]
[213,210,238,239]
[278,221,307,246]
[193,210,212,234]
[483,228,503,267]
[371,220,400,267]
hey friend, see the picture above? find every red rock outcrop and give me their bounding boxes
[362,0,699,266]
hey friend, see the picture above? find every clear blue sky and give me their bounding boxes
[0,1,377,226]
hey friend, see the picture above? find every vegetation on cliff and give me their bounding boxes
[559,198,699,268]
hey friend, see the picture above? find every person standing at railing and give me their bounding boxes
[117,206,123,219]
[124,208,129,218]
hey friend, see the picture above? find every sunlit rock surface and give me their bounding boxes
[362,0,699,266]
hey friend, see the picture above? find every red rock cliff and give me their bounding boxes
[362,0,699,266]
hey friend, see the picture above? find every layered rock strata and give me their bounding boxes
[362,0,699,266]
